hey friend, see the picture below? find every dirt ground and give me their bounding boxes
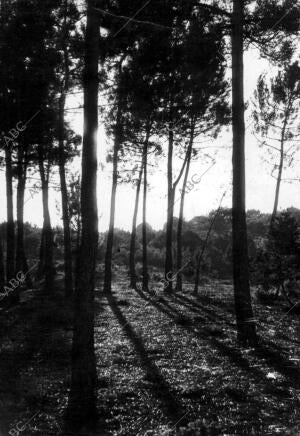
[0,274,299,435]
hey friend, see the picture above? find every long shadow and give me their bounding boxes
[179,296,300,388]
[175,293,235,327]
[134,288,300,393]
[196,293,235,314]
[106,292,188,427]
[254,342,300,388]
[135,287,182,320]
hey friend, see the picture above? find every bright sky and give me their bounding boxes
[1,46,300,232]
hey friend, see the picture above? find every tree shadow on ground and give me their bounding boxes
[174,293,235,327]
[105,292,189,429]
[134,287,300,395]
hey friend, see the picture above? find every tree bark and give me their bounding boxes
[37,224,46,278]
[176,125,194,293]
[193,252,201,296]
[5,147,15,281]
[57,0,73,298]
[142,130,150,292]
[103,69,123,294]
[38,158,54,294]
[270,114,289,230]
[129,162,143,289]
[231,0,257,345]
[67,0,99,430]
[16,150,32,287]
[164,128,174,293]
[59,95,73,297]
[0,227,5,290]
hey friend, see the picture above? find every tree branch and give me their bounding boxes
[93,7,171,31]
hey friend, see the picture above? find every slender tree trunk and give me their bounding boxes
[231,0,257,345]
[39,160,54,293]
[58,0,73,297]
[164,128,174,293]
[270,121,287,230]
[104,71,123,294]
[129,162,143,289]
[142,132,150,293]
[16,153,32,287]
[0,228,5,289]
[37,224,46,278]
[5,147,15,281]
[1,9,14,283]
[193,253,201,296]
[176,126,194,293]
[270,144,283,227]
[59,95,73,297]
[66,0,99,430]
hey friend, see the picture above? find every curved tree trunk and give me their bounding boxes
[67,0,99,430]
[270,121,287,230]
[232,0,257,346]
[59,95,73,297]
[129,162,143,289]
[176,125,194,293]
[104,70,123,294]
[58,0,73,298]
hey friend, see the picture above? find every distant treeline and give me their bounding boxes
[6,207,300,281]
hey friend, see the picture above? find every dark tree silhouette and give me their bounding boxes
[231,0,257,345]
[67,0,99,430]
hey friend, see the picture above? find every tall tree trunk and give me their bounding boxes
[270,120,287,230]
[104,71,123,294]
[164,128,174,293]
[142,131,150,293]
[67,0,99,429]
[5,147,15,281]
[193,252,201,295]
[39,159,54,294]
[231,0,257,345]
[16,151,32,287]
[37,224,46,278]
[0,227,5,289]
[59,95,73,297]
[176,125,194,293]
[58,0,73,298]
[270,143,283,227]
[129,162,143,289]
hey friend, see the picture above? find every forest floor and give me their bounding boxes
[0,268,300,435]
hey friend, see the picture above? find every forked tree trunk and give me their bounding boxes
[129,162,143,289]
[176,125,194,293]
[59,95,73,297]
[5,147,15,281]
[232,0,257,345]
[104,70,123,294]
[66,0,99,430]
[164,128,174,293]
